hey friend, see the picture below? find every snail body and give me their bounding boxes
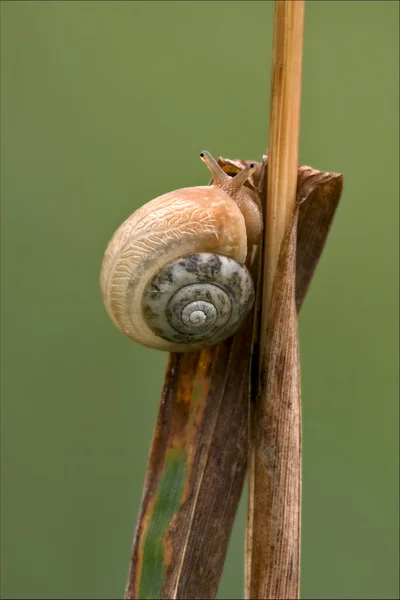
[100,152,262,352]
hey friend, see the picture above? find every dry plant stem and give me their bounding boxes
[248,1,304,599]
[263,0,305,316]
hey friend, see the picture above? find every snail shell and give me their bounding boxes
[100,151,262,352]
[143,252,254,348]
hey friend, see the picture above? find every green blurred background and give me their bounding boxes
[1,1,398,598]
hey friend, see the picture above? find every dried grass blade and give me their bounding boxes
[248,2,304,596]
[125,295,257,599]
[295,167,343,309]
[246,168,343,599]
[249,208,301,600]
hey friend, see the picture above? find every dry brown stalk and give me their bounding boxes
[263,0,305,313]
[247,2,305,599]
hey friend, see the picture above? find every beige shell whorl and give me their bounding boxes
[100,185,248,352]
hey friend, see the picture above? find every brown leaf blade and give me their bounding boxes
[248,210,301,600]
[125,304,256,599]
[124,156,262,600]
[296,167,343,310]
[247,166,343,599]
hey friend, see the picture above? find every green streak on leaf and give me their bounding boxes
[192,382,203,402]
[138,447,188,599]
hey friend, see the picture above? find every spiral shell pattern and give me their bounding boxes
[143,253,254,347]
[100,185,250,352]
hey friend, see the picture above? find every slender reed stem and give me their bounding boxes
[262,0,305,318]
[247,3,305,599]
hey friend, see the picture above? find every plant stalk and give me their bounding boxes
[263,0,304,314]
[247,2,305,599]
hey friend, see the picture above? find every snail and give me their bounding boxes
[100,151,263,352]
